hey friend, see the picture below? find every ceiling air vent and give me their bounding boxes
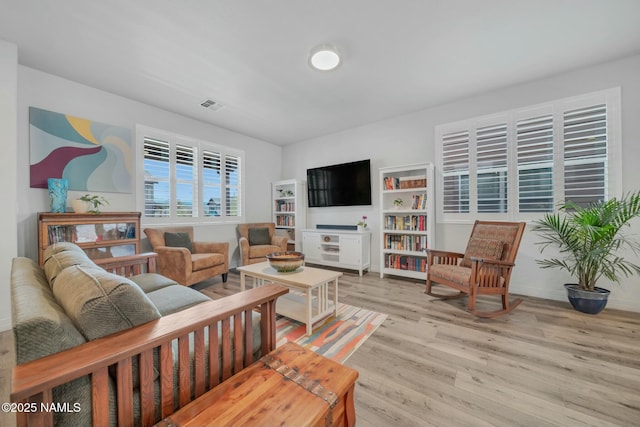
[200,99,224,111]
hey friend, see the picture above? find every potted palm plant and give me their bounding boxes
[532,191,640,314]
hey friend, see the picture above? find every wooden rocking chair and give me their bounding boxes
[425,220,526,318]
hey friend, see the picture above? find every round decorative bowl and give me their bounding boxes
[266,251,305,273]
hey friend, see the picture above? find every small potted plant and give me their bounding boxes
[73,194,110,214]
[393,198,404,209]
[357,215,368,231]
[532,191,640,314]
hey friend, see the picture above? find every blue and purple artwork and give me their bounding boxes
[29,107,132,193]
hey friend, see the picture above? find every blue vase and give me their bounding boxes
[48,178,68,213]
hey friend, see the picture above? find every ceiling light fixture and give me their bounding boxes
[309,44,342,71]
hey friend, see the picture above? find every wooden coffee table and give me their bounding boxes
[238,262,342,335]
[156,342,358,427]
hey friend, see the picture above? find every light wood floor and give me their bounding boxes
[3,269,640,427]
[200,269,640,427]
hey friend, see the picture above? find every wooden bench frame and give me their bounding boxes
[11,252,289,427]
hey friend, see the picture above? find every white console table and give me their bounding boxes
[301,229,371,276]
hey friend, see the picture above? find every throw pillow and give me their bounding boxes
[459,237,504,268]
[164,232,193,253]
[248,227,271,245]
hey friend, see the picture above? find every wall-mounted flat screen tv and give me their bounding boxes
[307,159,372,207]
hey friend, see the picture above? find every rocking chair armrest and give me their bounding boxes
[469,257,515,267]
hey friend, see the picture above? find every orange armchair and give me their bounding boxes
[237,222,288,266]
[144,226,229,286]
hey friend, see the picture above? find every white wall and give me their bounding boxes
[283,54,640,312]
[0,41,18,331]
[16,66,282,269]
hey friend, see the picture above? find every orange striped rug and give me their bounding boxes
[275,303,387,364]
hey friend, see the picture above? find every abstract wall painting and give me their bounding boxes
[29,107,133,193]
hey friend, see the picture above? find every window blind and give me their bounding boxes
[202,150,222,217]
[175,145,197,217]
[143,138,170,217]
[476,123,508,213]
[225,154,241,217]
[517,115,554,212]
[563,104,607,207]
[441,130,470,213]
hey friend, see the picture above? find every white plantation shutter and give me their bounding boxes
[138,125,244,222]
[202,150,222,217]
[143,138,170,217]
[175,145,197,217]
[563,104,607,207]
[441,130,470,213]
[436,88,619,221]
[517,115,554,212]
[225,154,241,217]
[476,123,508,213]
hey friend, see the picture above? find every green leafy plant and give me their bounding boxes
[79,194,110,214]
[393,198,403,207]
[532,191,640,291]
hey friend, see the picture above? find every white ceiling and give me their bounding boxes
[1,0,640,145]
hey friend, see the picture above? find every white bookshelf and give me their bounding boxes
[272,179,306,251]
[379,163,435,280]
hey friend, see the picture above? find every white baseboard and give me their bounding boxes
[0,314,11,332]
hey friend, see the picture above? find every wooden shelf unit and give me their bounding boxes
[379,163,435,280]
[37,212,141,265]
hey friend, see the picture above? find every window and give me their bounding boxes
[436,88,621,221]
[138,126,243,223]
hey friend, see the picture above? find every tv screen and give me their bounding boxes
[307,159,372,207]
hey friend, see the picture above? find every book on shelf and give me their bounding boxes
[384,234,428,252]
[399,175,427,189]
[385,254,427,272]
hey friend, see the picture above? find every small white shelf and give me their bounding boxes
[272,179,306,250]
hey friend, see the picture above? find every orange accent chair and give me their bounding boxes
[425,220,526,317]
[144,226,229,286]
[237,222,288,266]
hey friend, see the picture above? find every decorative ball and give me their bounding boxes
[266,251,305,273]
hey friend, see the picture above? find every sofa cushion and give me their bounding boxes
[11,257,87,363]
[248,227,271,245]
[52,265,162,341]
[459,237,504,268]
[130,273,178,293]
[146,286,211,316]
[43,242,94,286]
[164,231,193,253]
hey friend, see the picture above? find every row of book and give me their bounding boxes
[409,193,427,210]
[383,234,428,252]
[383,175,427,190]
[48,225,79,244]
[48,224,136,244]
[385,254,427,272]
[275,215,295,226]
[383,214,428,231]
[274,201,295,212]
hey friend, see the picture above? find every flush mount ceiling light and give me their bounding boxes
[309,44,342,71]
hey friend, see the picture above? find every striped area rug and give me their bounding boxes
[275,303,387,364]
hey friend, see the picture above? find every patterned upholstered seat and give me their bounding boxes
[425,220,525,317]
